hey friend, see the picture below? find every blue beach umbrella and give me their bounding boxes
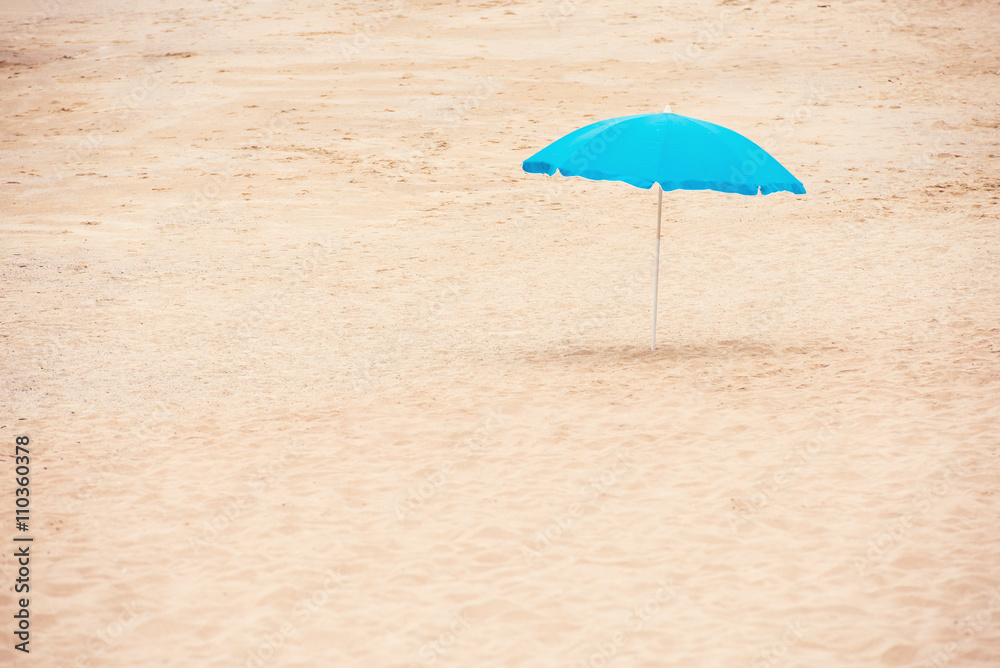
[522,105,805,350]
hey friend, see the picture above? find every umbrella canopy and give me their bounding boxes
[523,110,805,195]
[521,107,805,350]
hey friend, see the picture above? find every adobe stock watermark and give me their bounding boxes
[16,0,61,40]
[572,578,679,668]
[413,610,473,666]
[385,76,502,186]
[668,8,737,69]
[188,441,306,552]
[234,235,337,341]
[768,79,833,152]
[727,421,838,533]
[726,142,803,194]
[393,408,509,522]
[349,278,461,391]
[164,111,293,232]
[338,0,406,61]
[905,133,954,172]
[52,404,174,516]
[853,458,969,576]
[510,119,627,236]
[566,238,655,342]
[244,570,349,667]
[64,65,174,168]
[920,585,1000,667]
[436,76,503,126]
[544,0,592,30]
[864,2,910,32]
[740,295,792,342]
[521,447,633,564]
[750,619,806,668]
[70,599,144,668]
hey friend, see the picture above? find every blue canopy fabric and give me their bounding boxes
[522,112,805,196]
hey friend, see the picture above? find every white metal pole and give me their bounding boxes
[651,185,662,351]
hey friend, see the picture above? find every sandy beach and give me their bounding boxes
[2,0,999,665]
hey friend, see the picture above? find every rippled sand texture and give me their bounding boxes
[2,0,999,666]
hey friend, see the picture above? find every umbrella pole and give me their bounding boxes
[651,185,662,351]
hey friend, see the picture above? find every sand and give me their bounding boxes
[1,0,999,666]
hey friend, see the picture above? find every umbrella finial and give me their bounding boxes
[663,104,672,114]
